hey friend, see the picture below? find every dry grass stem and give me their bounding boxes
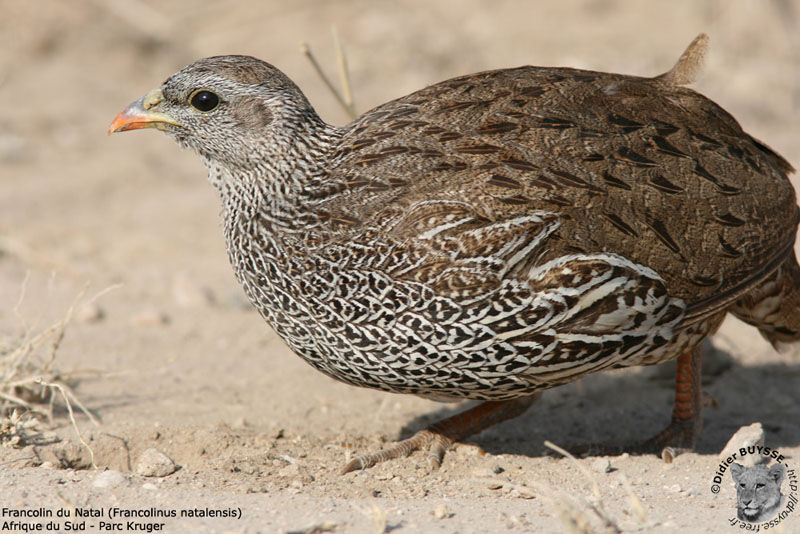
[38,378,97,469]
[544,440,602,499]
[332,26,356,119]
[1,279,117,463]
[618,472,649,524]
[301,29,358,120]
[543,440,621,533]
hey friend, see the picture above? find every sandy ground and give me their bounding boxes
[2,1,800,532]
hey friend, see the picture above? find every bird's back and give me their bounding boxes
[316,65,797,316]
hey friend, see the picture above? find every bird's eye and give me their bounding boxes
[189,90,219,112]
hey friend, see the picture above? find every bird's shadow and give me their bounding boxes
[396,344,800,459]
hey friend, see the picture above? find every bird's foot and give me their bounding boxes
[640,345,703,463]
[341,395,539,474]
[569,346,704,462]
[342,429,452,474]
[567,415,700,461]
[632,416,700,463]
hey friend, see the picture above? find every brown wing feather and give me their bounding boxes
[319,65,797,314]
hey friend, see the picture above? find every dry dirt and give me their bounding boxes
[2,1,800,532]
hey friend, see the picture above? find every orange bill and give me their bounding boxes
[108,89,181,135]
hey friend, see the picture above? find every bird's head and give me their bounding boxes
[109,55,319,171]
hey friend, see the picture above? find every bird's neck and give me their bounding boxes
[209,116,342,220]
[204,114,346,266]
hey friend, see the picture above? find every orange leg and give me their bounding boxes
[636,345,703,461]
[342,395,539,474]
[570,345,704,460]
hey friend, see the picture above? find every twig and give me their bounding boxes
[618,472,648,523]
[0,391,35,412]
[544,440,620,533]
[12,270,30,324]
[544,440,602,500]
[2,280,116,468]
[301,31,358,120]
[332,26,356,119]
[38,379,97,469]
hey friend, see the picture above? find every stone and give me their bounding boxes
[719,423,766,467]
[93,470,128,488]
[135,447,177,477]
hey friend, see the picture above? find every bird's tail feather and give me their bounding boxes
[730,253,800,350]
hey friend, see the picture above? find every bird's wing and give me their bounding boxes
[320,65,797,309]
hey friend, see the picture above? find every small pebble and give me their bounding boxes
[287,521,338,534]
[135,448,177,477]
[0,132,29,163]
[93,470,128,489]
[76,302,105,323]
[473,467,500,478]
[172,273,215,308]
[592,458,612,473]
[508,484,536,499]
[131,309,169,327]
[279,463,300,477]
[454,442,485,456]
[719,422,765,467]
[433,504,449,519]
[232,417,248,429]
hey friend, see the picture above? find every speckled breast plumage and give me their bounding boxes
[232,216,695,401]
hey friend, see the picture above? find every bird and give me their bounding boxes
[109,34,799,473]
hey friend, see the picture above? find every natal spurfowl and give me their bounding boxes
[110,34,799,472]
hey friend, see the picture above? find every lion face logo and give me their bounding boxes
[730,462,786,523]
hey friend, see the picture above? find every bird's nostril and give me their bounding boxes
[142,89,165,110]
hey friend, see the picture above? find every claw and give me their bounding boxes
[341,396,538,474]
[341,429,438,474]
